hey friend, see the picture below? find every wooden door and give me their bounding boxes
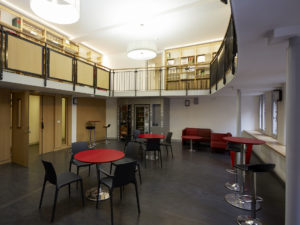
[0,88,11,164]
[40,95,55,154]
[12,91,29,167]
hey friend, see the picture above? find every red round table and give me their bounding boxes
[75,149,125,201]
[181,135,203,152]
[223,137,265,211]
[138,134,165,139]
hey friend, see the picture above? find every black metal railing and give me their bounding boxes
[0,15,237,96]
[210,16,237,92]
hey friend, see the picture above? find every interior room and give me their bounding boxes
[0,0,298,225]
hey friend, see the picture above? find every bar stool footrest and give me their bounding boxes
[237,215,262,225]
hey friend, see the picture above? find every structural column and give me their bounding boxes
[286,36,300,225]
[236,89,241,136]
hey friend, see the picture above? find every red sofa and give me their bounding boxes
[182,128,211,145]
[210,132,232,150]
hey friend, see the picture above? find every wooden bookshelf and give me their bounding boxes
[165,41,221,90]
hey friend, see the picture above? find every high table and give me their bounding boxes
[74,149,124,201]
[181,135,203,152]
[223,137,265,211]
[138,134,165,160]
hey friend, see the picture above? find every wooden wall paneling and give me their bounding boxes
[11,91,29,167]
[77,98,106,142]
[7,35,43,75]
[97,68,109,89]
[77,61,94,86]
[41,95,55,154]
[49,51,73,81]
[0,88,11,164]
[54,95,62,150]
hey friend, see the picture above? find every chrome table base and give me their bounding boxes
[225,193,261,211]
[86,186,110,201]
[225,181,240,192]
[237,215,262,225]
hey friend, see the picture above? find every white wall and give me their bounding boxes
[106,98,118,138]
[170,95,259,140]
[103,53,147,69]
[71,99,77,143]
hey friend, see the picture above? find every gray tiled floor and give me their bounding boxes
[0,140,285,225]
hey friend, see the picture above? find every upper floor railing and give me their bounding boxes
[0,16,237,96]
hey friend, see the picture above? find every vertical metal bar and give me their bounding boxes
[4,32,8,69]
[135,70,137,96]
[93,64,96,95]
[0,26,3,80]
[159,68,162,96]
[209,63,212,94]
[44,44,48,87]
[112,71,115,97]
[109,71,111,97]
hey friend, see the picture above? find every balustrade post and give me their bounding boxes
[0,26,3,80]
[159,68,162,96]
[44,43,48,87]
[72,57,76,91]
[135,70,137,96]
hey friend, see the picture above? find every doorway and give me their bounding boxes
[28,95,40,164]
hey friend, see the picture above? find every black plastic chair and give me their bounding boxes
[144,138,162,168]
[124,129,144,151]
[160,132,173,158]
[69,142,93,177]
[111,142,142,184]
[39,160,84,222]
[96,161,141,225]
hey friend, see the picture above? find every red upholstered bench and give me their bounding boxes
[182,128,211,145]
[211,132,232,151]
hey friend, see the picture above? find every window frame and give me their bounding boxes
[259,95,266,131]
[271,92,278,138]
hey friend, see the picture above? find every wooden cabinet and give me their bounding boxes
[165,41,221,90]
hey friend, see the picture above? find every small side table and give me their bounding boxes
[181,135,203,152]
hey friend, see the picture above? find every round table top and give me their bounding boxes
[223,137,265,145]
[138,134,165,139]
[182,135,204,140]
[74,149,125,163]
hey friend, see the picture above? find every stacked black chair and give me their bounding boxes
[103,124,111,144]
[39,160,84,222]
[96,161,141,225]
[69,142,93,177]
[111,142,142,184]
[160,132,174,158]
[144,138,162,168]
[86,124,96,148]
[235,163,275,225]
[124,129,144,151]
[225,142,243,192]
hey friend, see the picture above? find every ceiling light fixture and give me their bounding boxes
[127,41,157,60]
[30,0,80,24]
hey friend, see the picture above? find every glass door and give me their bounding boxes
[135,104,150,134]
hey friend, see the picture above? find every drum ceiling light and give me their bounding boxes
[127,41,157,60]
[30,0,80,24]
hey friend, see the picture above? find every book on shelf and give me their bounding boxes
[197,55,206,63]
[188,56,195,64]
[181,57,188,65]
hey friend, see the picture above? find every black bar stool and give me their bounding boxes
[86,123,96,148]
[225,142,243,192]
[235,163,275,225]
[103,124,111,144]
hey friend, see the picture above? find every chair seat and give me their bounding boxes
[57,172,81,188]
[160,142,171,146]
[72,159,92,167]
[101,177,113,189]
[112,157,135,165]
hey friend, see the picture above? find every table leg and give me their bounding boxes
[86,163,110,201]
[189,139,195,152]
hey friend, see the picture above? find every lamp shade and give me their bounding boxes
[30,0,80,24]
[127,41,157,60]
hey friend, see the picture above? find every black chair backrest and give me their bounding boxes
[133,130,141,140]
[165,132,173,144]
[146,138,161,151]
[226,142,243,152]
[41,160,57,185]
[248,163,275,173]
[71,142,89,155]
[113,161,137,187]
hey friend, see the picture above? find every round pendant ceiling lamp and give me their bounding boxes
[30,0,80,24]
[127,41,157,60]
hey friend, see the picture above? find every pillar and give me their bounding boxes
[236,89,241,136]
[286,37,300,225]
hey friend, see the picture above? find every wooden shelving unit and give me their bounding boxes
[165,41,221,90]
[0,5,102,64]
